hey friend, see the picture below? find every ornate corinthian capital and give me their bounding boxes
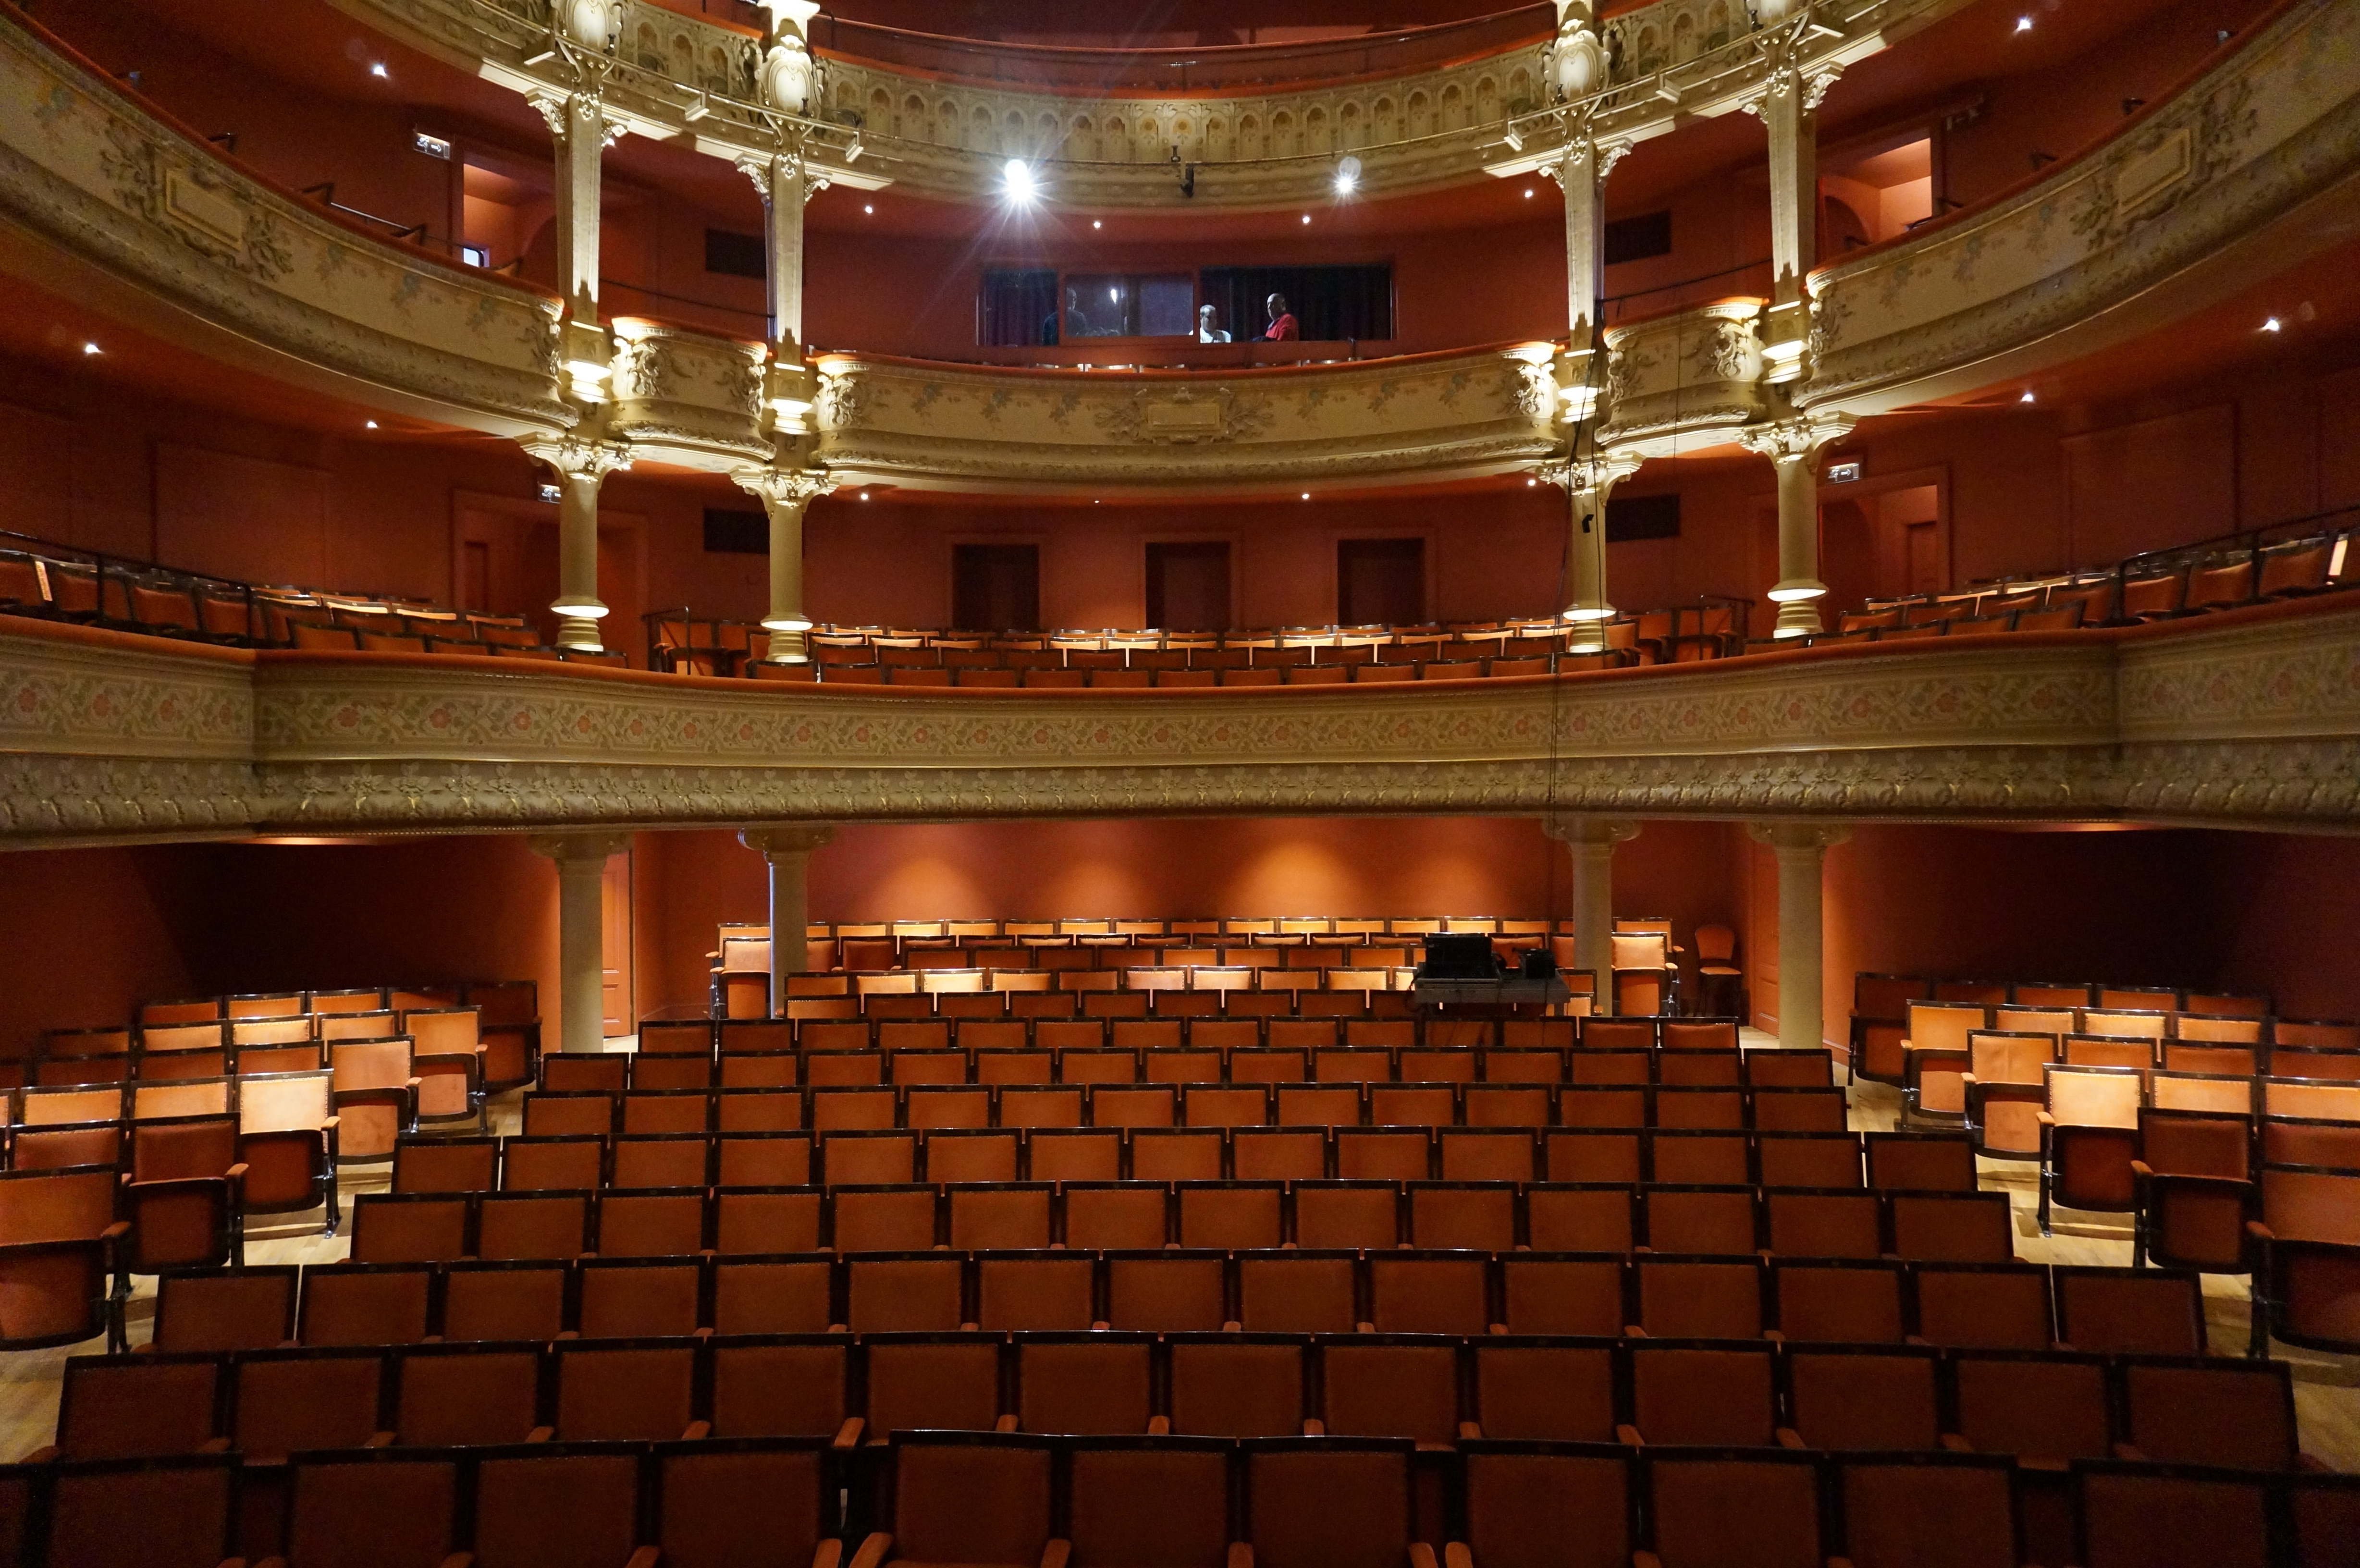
[519,433,633,480]
[740,822,836,857]
[1736,413,1857,464]
[732,465,836,508]
[1746,820,1853,853]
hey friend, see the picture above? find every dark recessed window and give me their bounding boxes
[703,507,768,554]
[1200,265,1393,341]
[953,543,1041,631]
[982,269,1060,347]
[1603,210,1673,266]
[1606,492,1680,542]
[704,228,765,279]
[1337,538,1425,625]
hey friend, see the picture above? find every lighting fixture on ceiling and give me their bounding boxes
[1003,159,1037,203]
[81,342,100,355]
[365,420,379,429]
[2014,15,2032,32]
[2020,390,2035,403]
[370,61,388,77]
[1334,155,1361,196]
[2262,317,2283,332]
[1301,214,1311,224]
[863,204,873,214]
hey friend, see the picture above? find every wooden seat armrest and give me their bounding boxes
[1092,1320,1110,1331]
[2297,1453,2333,1473]
[1633,1552,1665,1568]
[1355,1321,1375,1334]
[1615,1425,1644,1448]
[2130,1160,2155,1180]
[1303,1419,1326,1436]
[848,1533,894,1568]
[1147,1416,1171,1436]
[961,1321,981,1332]
[1776,1428,1807,1450]
[1457,1422,1482,1440]
[1622,1325,1646,1338]
[1444,1544,1473,1568]
[526,1426,554,1443]
[1762,1330,1784,1345]
[2017,1456,2070,1474]
[1487,1323,1508,1335]
[1938,1433,1973,1453]
[2246,1220,2276,1243]
[101,1221,130,1242]
[363,1431,395,1448]
[436,1552,474,1568]
[994,1414,1020,1433]
[1827,1558,1858,1568]
[2036,1111,2055,1126]
[17,1447,57,1465]
[198,1437,234,1454]
[1226,1544,1253,1568]
[624,1548,662,1568]
[1042,1538,1072,1568]
[320,1116,340,1132]
[813,1539,845,1568]
[2112,1443,2148,1461]
[832,1417,865,1449]
[681,1421,712,1440]
[1409,1544,1439,1568]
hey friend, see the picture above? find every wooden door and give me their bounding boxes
[1747,839,1779,1037]
[601,847,633,1038]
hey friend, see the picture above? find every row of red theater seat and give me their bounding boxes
[406,1123,1905,1192]
[343,1185,2021,1266]
[11,1433,2353,1568]
[142,1251,2195,1354]
[46,1330,2298,1464]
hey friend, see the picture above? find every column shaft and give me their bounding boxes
[550,847,614,1055]
[764,155,809,355]
[553,94,608,323]
[1762,82,1815,311]
[551,464,609,651]
[1773,844,1824,1051]
[1570,840,1616,1012]
[767,849,811,1006]
[767,494,808,639]
[1561,140,1602,344]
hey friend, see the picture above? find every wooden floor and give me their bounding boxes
[3,1040,2353,1470]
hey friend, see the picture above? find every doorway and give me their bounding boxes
[454,492,646,659]
[1816,473,1947,619]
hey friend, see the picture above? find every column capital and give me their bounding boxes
[530,831,631,863]
[1735,413,1856,465]
[737,144,831,205]
[1543,814,1642,847]
[1540,124,1630,187]
[1739,57,1844,122]
[527,86,627,147]
[521,433,633,481]
[732,465,836,510]
[740,822,836,858]
[1534,447,1644,494]
[1746,820,1852,854]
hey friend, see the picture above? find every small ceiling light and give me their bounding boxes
[2262,316,2283,332]
[370,61,388,77]
[1003,159,1037,203]
[863,203,873,214]
[365,419,379,429]
[2014,15,2032,31]
[860,491,871,501]
[1301,492,1310,501]
[1333,154,1361,196]
[81,342,100,355]
[1524,188,1535,198]
[1300,214,1311,224]
[1092,220,1102,230]
[2019,390,2035,403]
[1526,477,1537,487]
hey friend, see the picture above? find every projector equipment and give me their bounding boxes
[1519,948,1557,980]
[1417,933,1501,980]
[1414,934,1569,1008]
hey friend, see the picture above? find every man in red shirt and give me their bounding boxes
[1263,292,1299,341]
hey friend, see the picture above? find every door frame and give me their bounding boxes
[1816,461,1951,595]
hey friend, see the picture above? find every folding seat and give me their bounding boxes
[1235,1128,1331,1180]
[863,1335,1006,1438]
[1626,1341,1779,1445]
[2117,1357,2304,1469]
[392,1135,497,1194]
[1426,1129,1531,1184]
[2040,1065,2144,1234]
[702,1334,858,1442]
[811,1087,898,1135]
[1521,1184,1633,1253]
[1747,1085,1850,1135]
[1477,1049,1563,1086]
[1635,1448,1824,1568]
[940,1182,1046,1250]
[6,1117,124,1173]
[470,1446,648,1568]
[611,1134,712,1189]
[1106,1250,1228,1331]
[1063,1433,1235,1568]
[924,1130,1020,1185]
[477,1191,592,1261]
[998,1085,1085,1130]
[46,1352,225,1460]
[501,1134,605,1192]
[1090,1085,1176,1128]
[1242,1438,1421,1568]
[1293,1181,1402,1249]
[1397,1051,1477,1087]
[713,1186,823,1255]
[824,1131,920,1186]
[543,1054,629,1094]
[2069,1461,2274,1568]
[620,1089,714,1136]
[833,1186,939,1253]
[442,1260,569,1341]
[1128,1128,1220,1181]
[1865,1130,1978,1192]
[975,1252,1095,1330]
[117,1110,245,1279]
[1538,1128,1638,1184]
[1336,1129,1431,1181]
[717,1132,813,1188]
[1770,1259,1907,1343]
[1004,1333,1157,1435]
[1828,1452,2023,1568]
[2291,1473,2360,1568]
[348,1193,470,1264]
[1367,1084,1456,1130]
[1947,1349,2115,1463]
[1183,1083,1269,1128]
[1646,1129,1750,1186]
[1368,1252,1493,1334]
[273,1450,472,1568]
[2065,1033,2156,1071]
[1039,1018,1111,1054]
[1316,1338,1464,1450]
[848,1254,966,1332]
[1740,1048,1834,1090]
[1751,1131,1860,1190]
[1311,1049,1393,1085]
[1763,1188,1882,1258]
[37,1455,242,1568]
[520,1091,614,1139]
[230,1347,392,1459]
[716,1088,805,1130]
[1275,1084,1364,1127]
[1655,1050,1741,1090]
[287,1261,435,1349]
[1229,1047,1308,1086]
[1492,1252,1623,1335]
[1231,1250,1356,1334]
[1179,1181,1283,1248]
[2039,1264,2205,1356]
[1641,1186,1757,1254]
[1633,1257,1766,1339]
[148,1263,299,1351]
[576,1256,703,1337]
[1064,1183,1168,1249]
[973,1049,1054,1086]
[1770,1340,1944,1455]
[1406,1184,1514,1250]
[598,1189,709,1257]
[1556,1086,1647,1131]
[705,1255,834,1335]
[805,1053,885,1090]
[548,1337,704,1441]
[1455,1441,1633,1568]
[652,1438,837,1568]
[1887,1190,2014,1262]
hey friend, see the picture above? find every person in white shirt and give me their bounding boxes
[1198,304,1231,343]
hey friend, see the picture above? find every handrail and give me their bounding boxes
[807,7,1554,96]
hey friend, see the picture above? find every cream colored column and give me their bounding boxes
[1744,50,1841,380]
[1544,128,1625,351]
[740,824,836,1011]
[533,832,629,1055]
[1544,450,1644,644]
[1546,816,1640,1012]
[1748,821,1851,1051]
[526,74,624,327]
[1738,414,1856,639]
[520,436,631,651]
[732,468,836,662]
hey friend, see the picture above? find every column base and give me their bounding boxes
[554,615,606,652]
[1771,596,1825,639]
[764,628,811,663]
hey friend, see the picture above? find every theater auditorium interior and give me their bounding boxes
[1,0,2360,1561]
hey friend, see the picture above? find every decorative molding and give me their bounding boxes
[809,347,1560,494]
[1598,300,1766,453]
[606,322,774,470]
[1802,0,2360,413]
[0,12,572,438]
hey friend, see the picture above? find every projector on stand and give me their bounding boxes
[1412,934,1570,1008]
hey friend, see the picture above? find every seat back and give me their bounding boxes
[1245,1440,1415,1568]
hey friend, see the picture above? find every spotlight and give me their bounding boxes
[860,491,871,501]
[1003,159,1037,203]
[365,420,379,429]
[81,342,100,355]
[2014,15,2031,31]
[370,61,388,77]
[1524,188,1535,198]
[1301,214,1311,224]
[863,204,873,214]
[1333,154,1361,196]
[1092,220,1102,230]
[2020,390,2035,403]
[2262,317,2283,332]
[1526,478,1537,487]
[1301,492,1310,501]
